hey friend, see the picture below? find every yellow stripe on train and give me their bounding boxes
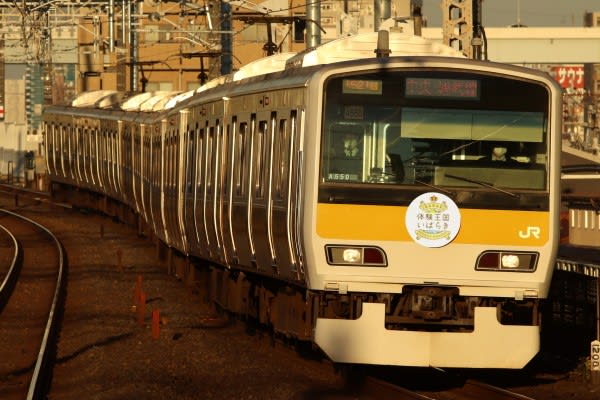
[316,203,549,245]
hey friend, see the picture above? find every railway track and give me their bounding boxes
[357,369,534,400]
[0,208,65,400]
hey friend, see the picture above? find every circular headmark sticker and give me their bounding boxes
[405,192,461,248]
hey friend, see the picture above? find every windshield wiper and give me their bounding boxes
[444,173,519,198]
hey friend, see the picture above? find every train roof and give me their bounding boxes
[71,90,119,107]
[121,91,183,111]
[231,52,297,81]
[64,28,466,113]
[192,28,465,92]
[69,89,184,112]
[285,29,465,69]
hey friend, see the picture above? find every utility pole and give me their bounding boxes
[441,0,485,60]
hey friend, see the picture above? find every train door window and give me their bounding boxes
[173,128,179,192]
[153,134,159,187]
[46,124,53,167]
[222,121,231,197]
[274,117,290,199]
[170,129,175,191]
[196,125,204,193]
[186,125,195,193]
[104,129,108,169]
[97,128,103,164]
[132,127,137,177]
[91,128,97,184]
[206,125,214,195]
[168,129,172,191]
[234,121,248,197]
[268,113,277,195]
[167,129,172,191]
[172,129,178,192]
[66,125,72,175]
[122,127,127,172]
[67,126,73,159]
[163,129,168,190]
[254,120,268,198]
[217,121,226,196]
[143,130,149,183]
[78,127,85,169]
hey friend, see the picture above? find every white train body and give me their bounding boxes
[43,31,562,368]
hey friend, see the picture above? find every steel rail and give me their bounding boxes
[0,224,19,297]
[0,209,66,400]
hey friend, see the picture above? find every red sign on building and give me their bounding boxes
[552,65,584,89]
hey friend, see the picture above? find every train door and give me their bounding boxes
[97,125,105,192]
[204,112,225,263]
[82,125,92,187]
[73,125,82,184]
[164,122,178,248]
[147,124,156,236]
[106,124,115,195]
[229,113,253,268]
[270,109,304,281]
[88,126,96,187]
[176,110,189,254]
[219,113,235,265]
[107,126,114,194]
[193,119,210,259]
[156,118,170,244]
[83,126,91,187]
[89,126,97,187]
[116,120,125,203]
[64,123,72,182]
[131,123,142,214]
[120,123,130,206]
[183,117,197,256]
[139,124,150,225]
[108,126,115,194]
[221,115,239,266]
[44,121,56,178]
[63,123,70,181]
[250,111,275,272]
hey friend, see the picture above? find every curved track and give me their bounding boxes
[0,208,65,400]
[0,224,19,294]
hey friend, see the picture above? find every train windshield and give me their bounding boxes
[320,71,550,194]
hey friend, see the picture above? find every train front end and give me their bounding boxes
[304,58,562,368]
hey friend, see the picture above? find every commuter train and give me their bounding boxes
[43,30,562,368]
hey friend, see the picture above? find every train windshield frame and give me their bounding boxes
[319,69,551,207]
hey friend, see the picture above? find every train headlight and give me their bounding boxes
[343,248,361,263]
[326,245,387,267]
[476,251,538,272]
[501,254,520,269]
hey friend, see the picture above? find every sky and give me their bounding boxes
[421,0,600,27]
